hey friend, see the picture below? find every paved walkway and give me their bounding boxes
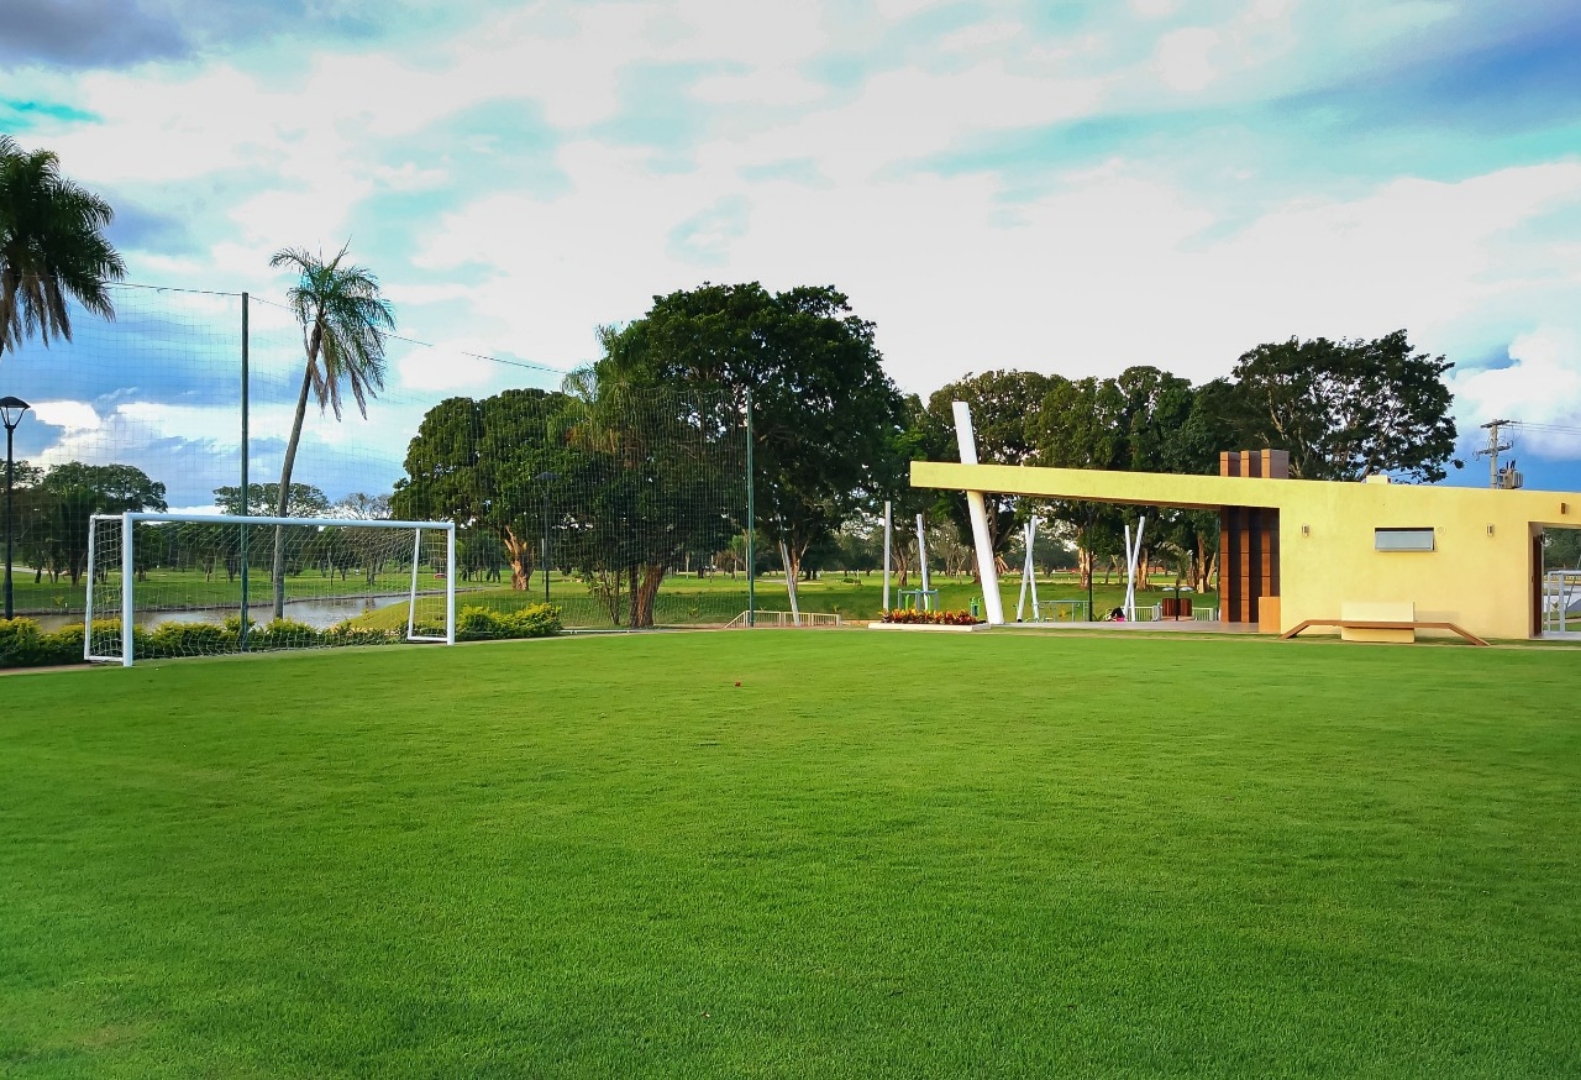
[996,619,1262,635]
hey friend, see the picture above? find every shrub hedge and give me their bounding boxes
[449,603,563,641]
[0,603,563,669]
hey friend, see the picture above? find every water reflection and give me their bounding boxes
[30,594,408,634]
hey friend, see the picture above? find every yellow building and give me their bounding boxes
[911,450,1581,643]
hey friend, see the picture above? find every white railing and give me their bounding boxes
[1032,599,1088,622]
[1541,570,1581,634]
[724,610,843,629]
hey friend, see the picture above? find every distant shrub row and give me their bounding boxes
[0,604,562,668]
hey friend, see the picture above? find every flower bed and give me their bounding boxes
[880,609,982,626]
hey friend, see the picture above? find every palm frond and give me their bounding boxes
[0,138,124,353]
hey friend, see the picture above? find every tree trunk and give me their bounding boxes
[502,528,533,590]
[631,563,664,627]
[272,355,317,620]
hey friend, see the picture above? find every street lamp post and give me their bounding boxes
[1,396,31,620]
[533,471,558,604]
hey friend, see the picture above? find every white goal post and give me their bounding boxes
[84,512,457,667]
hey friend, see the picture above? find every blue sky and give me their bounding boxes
[2,0,1580,495]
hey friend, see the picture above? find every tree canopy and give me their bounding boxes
[920,370,1060,567]
[213,483,329,518]
[21,462,167,585]
[393,383,742,625]
[1228,330,1459,483]
[595,282,905,583]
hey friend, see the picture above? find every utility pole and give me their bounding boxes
[1477,419,1514,489]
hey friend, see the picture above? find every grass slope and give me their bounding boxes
[2,633,1577,1078]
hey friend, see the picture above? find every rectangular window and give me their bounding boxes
[1375,528,1435,552]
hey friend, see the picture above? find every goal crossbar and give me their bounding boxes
[85,512,457,666]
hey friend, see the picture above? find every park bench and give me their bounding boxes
[1281,600,1488,646]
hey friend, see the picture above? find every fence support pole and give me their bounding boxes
[745,389,755,628]
[883,500,892,613]
[239,291,250,650]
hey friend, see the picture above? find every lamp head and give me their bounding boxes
[0,396,29,432]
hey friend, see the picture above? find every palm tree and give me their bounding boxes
[0,135,125,357]
[267,244,393,618]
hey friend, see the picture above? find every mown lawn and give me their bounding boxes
[1,631,1577,1077]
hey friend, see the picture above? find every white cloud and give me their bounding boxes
[1131,0,1181,19]
[872,0,957,20]
[1453,329,1581,459]
[394,339,516,392]
[8,0,1581,476]
[29,400,102,434]
[1154,27,1221,92]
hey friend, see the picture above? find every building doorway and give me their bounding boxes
[1537,527,1581,638]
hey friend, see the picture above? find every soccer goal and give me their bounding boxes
[84,512,456,666]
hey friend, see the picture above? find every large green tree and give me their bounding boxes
[33,462,167,585]
[266,245,393,618]
[596,283,905,594]
[394,382,740,627]
[555,375,742,626]
[1033,368,1217,591]
[920,370,1060,574]
[392,389,573,593]
[1229,330,1459,483]
[0,135,124,357]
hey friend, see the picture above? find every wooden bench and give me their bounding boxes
[1281,619,1488,647]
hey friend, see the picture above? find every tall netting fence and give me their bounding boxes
[0,283,751,664]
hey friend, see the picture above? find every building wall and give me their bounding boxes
[1273,480,1564,641]
[910,460,1580,641]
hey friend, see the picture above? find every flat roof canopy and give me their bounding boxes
[910,461,1287,511]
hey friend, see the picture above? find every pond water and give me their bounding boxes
[28,594,409,634]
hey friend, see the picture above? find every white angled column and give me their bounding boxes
[951,401,1005,625]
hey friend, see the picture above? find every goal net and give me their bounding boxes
[85,513,455,665]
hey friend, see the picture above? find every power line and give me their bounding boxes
[246,292,575,377]
[1511,421,1581,437]
[112,280,243,298]
[113,281,575,376]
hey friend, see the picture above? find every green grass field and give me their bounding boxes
[4,631,1576,1077]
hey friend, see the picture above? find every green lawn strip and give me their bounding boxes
[367,577,1211,631]
[2,633,1574,1077]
